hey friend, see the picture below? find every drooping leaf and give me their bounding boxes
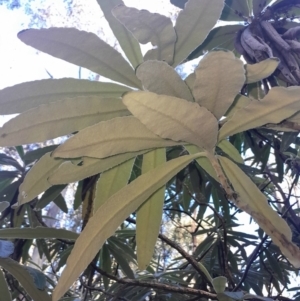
[245,58,280,83]
[219,87,300,140]
[96,0,143,68]
[219,156,300,268]
[112,5,176,64]
[136,149,166,270]
[53,116,178,159]
[172,0,224,66]
[0,269,11,301]
[0,97,129,146]
[16,153,64,206]
[221,0,250,21]
[52,152,205,301]
[136,60,194,101]
[0,258,51,301]
[0,79,131,114]
[18,28,142,88]
[217,140,244,164]
[193,50,245,119]
[123,91,218,151]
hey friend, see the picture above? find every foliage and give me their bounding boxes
[0,0,300,300]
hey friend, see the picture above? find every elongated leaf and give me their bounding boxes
[123,91,218,151]
[136,61,194,101]
[172,0,224,66]
[219,86,300,140]
[94,158,134,211]
[49,151,147,185]
[52,152,205,301]
[221,0,250,21]
[136,149,166,270]
[219,156,300,268]
[0,97,129,146]
[245,58,280,83]
[35,185,66,210]
[96,0,143,68]
[112,5,176,64]
[18,28,141,89]
[53,116,178,159]
[218,140,243,164]
[16,153,64,206]
[225,94,251,118]
[0,258,51,301]
[0,79,131,114]
[0,201,9,213]
[0,269,11,301]
[193,51,245,119]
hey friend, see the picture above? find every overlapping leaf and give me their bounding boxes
[0,269,11,301]
[18,28,142,88]
[217,140,243,164]
[221,0,250,21]
[225,94,251,117]
[253,0,272,17]
[123,91,218,151]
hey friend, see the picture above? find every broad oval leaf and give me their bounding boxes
[0,97,129,146]
[136,60,194,101]
[172,0,224,66]
[0,78,131,114]
[219,156,300,268]
[53,116,178,159]
[123,91,218,151]
[18,28,142,89]
[112,5,177,64]
[245,58,280,83]
[193,50,245,119]
[52,152,205,301]
[96,0,143,69]
[219,86,300,140]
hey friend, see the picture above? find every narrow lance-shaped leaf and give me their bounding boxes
[96,0,143,68]
[219,86,300,140]
[0,97,129,146]
[136,149,166,270]
[217,140,244,164]
[0,269,11,301]
[53,152,205,301]
[112,5,176,64]
[172,0,224,66]
[136,60,194,101]
[123,91,218,151]
[193,50,245,120]
[219,156,300,268]
[0,79,132,114]
[53,116,179,159]
[18,28,142,89]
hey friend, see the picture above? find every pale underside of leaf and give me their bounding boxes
[193,50,245,120]
[172,0,224,66]
[136,60,194,101]
[219,86,300,140]
[225,94,252,118]
[52,152,205,301]
[0,97,129,146]
[219,156,300,268]
[245,58,280,83]
[136,149,166,270]
[53,116,178,159]
[112,5,177,64]
[96,0,143,68]
[123,91,218,151]
[0,78,132,114]
[217,140,244,164]
[18,28,142,89]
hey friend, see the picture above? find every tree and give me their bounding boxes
[0,0,300,300]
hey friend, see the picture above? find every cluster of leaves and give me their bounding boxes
[0,0,300,300]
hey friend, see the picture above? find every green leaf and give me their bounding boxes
[96,0,143,68]
[35,185,66,210]
[112,5,176,64]
[170,0,188,9]
[123,91,218,151]
[24,267,46,290]
[0,268,11,301]
[53,116,179,159]
[136,149,166,270]
[245,58,280,83]
[221,0,250,21]
[172,0,224,66]
[193,50,245,119]
[280,132,298,152]
[0,79,131,114]
[136,60,194,101]
[23,145,58,163]
[16,153,64,206]
[212,276,227,293]
[99,244,111,289]
[53,194,68,213]
[0,201,9,213]
[0,97,129,146]
[218,140,244,164]
[18,28,141,89]
[52,152,205,301]
[252,0,272,17]
[225,94,251,118]
[0,258,51,301]
[219,86,300,140]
